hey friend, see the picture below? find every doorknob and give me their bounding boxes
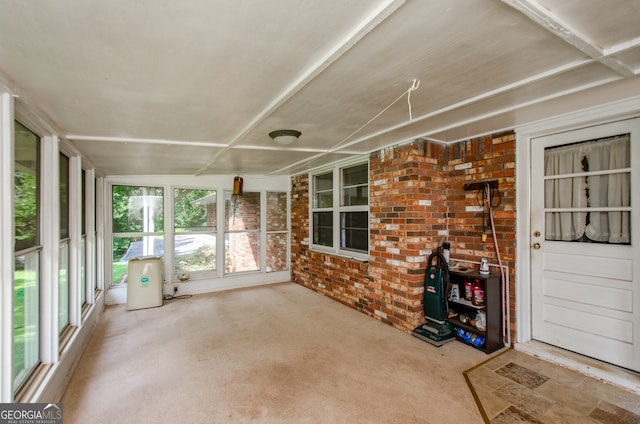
[532,242,541,249]
[533,231,541,237]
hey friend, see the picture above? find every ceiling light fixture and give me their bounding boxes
[269,129,301,145]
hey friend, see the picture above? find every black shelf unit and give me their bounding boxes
[446,268,503,353]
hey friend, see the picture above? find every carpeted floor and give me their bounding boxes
[62,282,491,423]
[61,281,640,423]
[464,349,640,423]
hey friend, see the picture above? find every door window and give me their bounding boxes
[544,134,631,244]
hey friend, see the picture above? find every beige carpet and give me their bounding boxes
[62,282,493,423]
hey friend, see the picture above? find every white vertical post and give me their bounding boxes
[85,169,96,304]
[260,190,267,272]
[41,136,60,364]
[0,92,15,401]
[95,177,105,291]
[69,156,82,326]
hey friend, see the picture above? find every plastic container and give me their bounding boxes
[472,279,485,306]
[442,242,450,262]
[456,327,485,348]
[464,279,473,301]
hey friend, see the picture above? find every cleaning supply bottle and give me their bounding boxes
[464,279,473,301]
[472,279,485,306]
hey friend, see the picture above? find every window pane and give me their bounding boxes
[112,236,164,285]
[60,153,70,239]
[224,191,260,273]
[94,179,98,292]
[313,211,333,247]
[81,237,86,306]
[315,172,333,191]
[174,234,216,274]
[14,121,40,392]
[267,192,287,231]
[342,185,368,206]
[14,251,40,390]
[341,163,368,206]
[544,134,631,244]
[173,188,217,275]
[81,169,86,236]
[59,242,69,334]
[14,121,40,252]
[225,232,260,273]
[112,185,164,233]
[225,191,260,231]
[174,188,217,231]
[266,233,288,272]
[342,163,368,186]
[314,172,333,208]
[341,211,368,253]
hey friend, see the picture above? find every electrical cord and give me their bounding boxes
[475,186,501,208]
[163,293,192,300]
[163,287,192,301]
[476,186,501,237]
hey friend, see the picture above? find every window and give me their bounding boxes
[81,169,87,306]
[266,191,288,272]
[174,188,217,276]
[544,134,631,244]
[312,172,333,248]
[93,178,98,293]
[311,161,369,258]
[13,120,41,391]
[59,153,70,334]
[111,185,164,286]
[225,191,260,273]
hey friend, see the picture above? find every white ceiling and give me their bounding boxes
[1,0,640,176]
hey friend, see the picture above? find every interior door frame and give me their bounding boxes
[515,95,640,345]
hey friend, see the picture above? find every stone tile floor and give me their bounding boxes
[464,349,640,423]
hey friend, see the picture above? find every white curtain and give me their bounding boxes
[544,144,587,241]
[545,134,630,243]
[584,135,631,243]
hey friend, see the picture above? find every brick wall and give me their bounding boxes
[290,132,517,341]
[446,132,516,339]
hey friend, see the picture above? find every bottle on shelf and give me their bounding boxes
[472,279,485,306]
[464,279,473,301]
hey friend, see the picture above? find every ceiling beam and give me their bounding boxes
[194,0,407,175]
[502,0,636,77]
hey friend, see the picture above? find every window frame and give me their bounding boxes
[172,187,218,279]
[110,185,165,288]
[12,120,42,393]
[58,152,70,335]
[265,191,289,273]
[223,190,262,274]
[309,159,369,261]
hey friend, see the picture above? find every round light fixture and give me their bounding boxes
[269,129,301,145]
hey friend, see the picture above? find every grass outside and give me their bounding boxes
[112,262,128,285]
[13,268,38,383]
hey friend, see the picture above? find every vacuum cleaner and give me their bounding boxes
[412,251,455,346]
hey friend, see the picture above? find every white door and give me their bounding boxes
[530,118,640,372]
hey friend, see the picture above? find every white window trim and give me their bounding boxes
[309,158,370,261]
[0,92,15,402]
